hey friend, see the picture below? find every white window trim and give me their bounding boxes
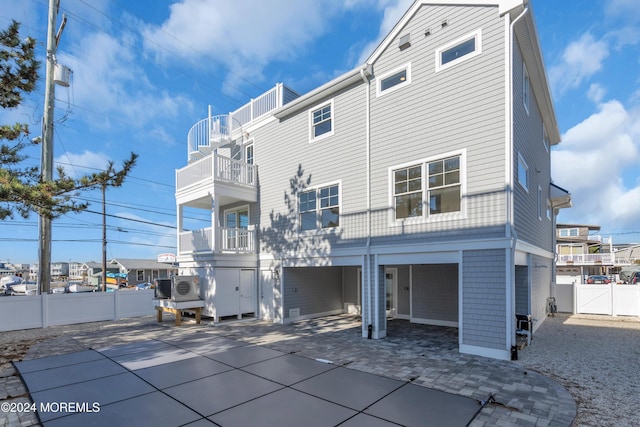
[537,185,543,220]
[388,149,467,226]
[435,29,482,72]
[546,198,552,220]
[376,62,412,97]
[223,205,251,228]
[244,139,254,164]
[517,152,528,192]
[308,99,335,143]
[298,180,342,233]
[523,62,530,115]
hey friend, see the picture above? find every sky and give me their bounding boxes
[1,0,639,265]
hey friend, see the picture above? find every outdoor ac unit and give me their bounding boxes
[171,276,200,301]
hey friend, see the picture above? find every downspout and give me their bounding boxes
[508,5,529,357]
[360,66,373,332]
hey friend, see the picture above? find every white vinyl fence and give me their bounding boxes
[0,289,155,332]
[556,283,640,317]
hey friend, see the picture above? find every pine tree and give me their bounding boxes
[0,20,137,220]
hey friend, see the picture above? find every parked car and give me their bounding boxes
[586,275,610,284]
[628,272,640,284]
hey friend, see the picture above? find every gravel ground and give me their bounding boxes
[515,313,640,427]
[1,314,639,426]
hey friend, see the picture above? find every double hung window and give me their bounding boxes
[310,100,334,141]
[299,184,340,231]
[392,154,463,221]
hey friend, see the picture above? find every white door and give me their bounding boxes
[385,268,397,318]
[216,269,239,318]
[240,269,255,315]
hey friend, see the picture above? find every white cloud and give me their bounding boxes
[357,0,414,63]
[56,30,192,130]
[55,150,112,179]
[142,0,345,93]
[587,83,606,104]
[553,100,640,231]
[549,33,609,95]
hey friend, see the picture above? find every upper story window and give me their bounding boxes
[392,152,464,221]
[517,153,528,191]
[309,100,334,142]
[377,63,411,97]
[542,123,549,153]
[436,30,482,72]
[299,183,340,231]
[245,143,254,164]
[523,62,530,114]
[558,228,579,237]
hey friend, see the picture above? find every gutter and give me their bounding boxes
[274,64,373,120]
[360,66,373,331]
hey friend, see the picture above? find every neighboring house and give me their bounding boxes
[555,224,614,284]
[81,261,119,287]
[175,0,570,360]
[29,262,69,282]
[109,259,178,286]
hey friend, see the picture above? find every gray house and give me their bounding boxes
[175,0,570,360]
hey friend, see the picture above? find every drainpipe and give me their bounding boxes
[360,66,373,333]
[508,5,529,354]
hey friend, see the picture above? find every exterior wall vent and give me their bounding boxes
[289,308,300,318]
[398,33,411,50]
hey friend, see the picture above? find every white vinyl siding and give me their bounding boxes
[376,63,411,97]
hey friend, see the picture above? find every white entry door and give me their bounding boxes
[240,269,255,314]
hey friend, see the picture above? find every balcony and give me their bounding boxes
[187,83,299,162]
[557,253,614,265]
[176,153,257,205]
[178,227,256,255]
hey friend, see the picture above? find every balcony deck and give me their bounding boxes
[176,153,257,205]
[556,253,614,265]
[178,227,256,255]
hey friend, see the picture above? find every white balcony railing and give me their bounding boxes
[178,227,255,255]
[557,253,614,265]
[176,153,256,193]
[187,83,299,160]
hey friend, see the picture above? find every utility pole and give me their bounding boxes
[102,183,107,292]
[37,0,66,294]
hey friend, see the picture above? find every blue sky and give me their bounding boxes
[1,0,639,264]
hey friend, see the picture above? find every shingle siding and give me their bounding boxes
[412,264,458,322]
[462,249,507,349]
[283,267,343,318]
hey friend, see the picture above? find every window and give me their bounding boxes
[309,101,334,141]
[394,165,422,219]
[436,30,482,71]
[245,143,254,164]
[559,228,579,237]
[377,63,411,96]
[392,153,463,221]
[517,153,528,191]
[137,270,144,281]
[542,124,549,153]
[299,184,340,231]
[428,156,461,214]
[538,186,543,220]
[546,199,552,220]
[523,62,530,114]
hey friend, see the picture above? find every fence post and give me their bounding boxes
[41,293,49,328]
[114,289,120,320]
